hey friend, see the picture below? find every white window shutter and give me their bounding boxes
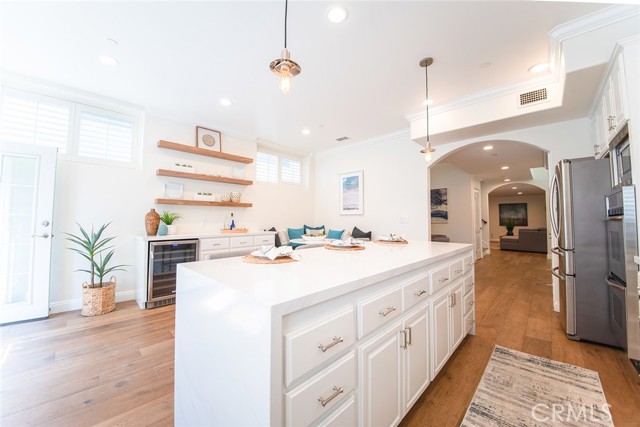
[281,158,301,184]
[256,152,278,183]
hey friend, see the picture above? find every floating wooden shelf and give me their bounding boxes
[155,198,253,208]
[156,169,253,186]
[157,140,253,164]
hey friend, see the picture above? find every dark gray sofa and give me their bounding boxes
[500,228,547,253]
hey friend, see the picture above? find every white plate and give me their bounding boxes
[329,239,364,247]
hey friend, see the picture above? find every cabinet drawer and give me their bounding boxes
[230,236,254,248]
[402,275,429,311]
[464,255,474,273]
[254,235,275,246]
[200,249,229,261]
[465,309,475,335]
[285,307,355,386]
[285,353,356,427]
[464,291,474,315]
[464,276,474,295]
[430,265,451,295]
[450,259,464,281]
[199,237,229,251]
[358,286,403,338]
[228,247,251,257]
[316,395,356,427]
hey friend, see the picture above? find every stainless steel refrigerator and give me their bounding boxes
[550,157,618,346]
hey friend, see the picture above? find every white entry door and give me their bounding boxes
[0,141,57,324]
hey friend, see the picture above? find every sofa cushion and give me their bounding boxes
[327,229,344,239]
[304,225,325,236]
[288,227,305,240]
[352,226,372,240]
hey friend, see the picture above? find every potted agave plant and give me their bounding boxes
[66,222,127,316]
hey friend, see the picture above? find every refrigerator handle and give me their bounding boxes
[551,247,565,257]
[605,276,626,292]
[551,266,565,280]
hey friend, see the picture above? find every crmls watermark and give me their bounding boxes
[531,403,612,423]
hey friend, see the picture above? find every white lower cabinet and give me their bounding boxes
[403,305,430,412]
[431,282,464,378]
[316,395,356,427]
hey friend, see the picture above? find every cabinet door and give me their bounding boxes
[403,305,430,411]
[431,292,451,378]
[450,283,465,351]
[610,56,627,131]
[359,322,402,427]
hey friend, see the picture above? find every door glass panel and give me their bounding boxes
[0,154,38,305]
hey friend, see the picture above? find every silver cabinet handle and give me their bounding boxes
[318,336,343,353]
[406,326,412,346]
[400,329,407,349]
[414,289,427,297]
[439,277,449,283]
[379,306,396,317]
[32,233,50,239]
[318,386,343,407]
[466,262,474,268]
[455,269,463,274]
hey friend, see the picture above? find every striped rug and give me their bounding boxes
[461,345,614,426]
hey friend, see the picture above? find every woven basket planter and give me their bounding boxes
[82,277,116,316]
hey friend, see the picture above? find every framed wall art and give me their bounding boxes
[499,203,528,226]
[431,188,448,224]
[339,171,363,215]
[196,126,222,152]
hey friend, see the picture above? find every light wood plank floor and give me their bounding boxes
[1,248,639,426]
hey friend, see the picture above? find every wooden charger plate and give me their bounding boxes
[242,254,297,264]
[324,244,365,251]
[373,240,408,245]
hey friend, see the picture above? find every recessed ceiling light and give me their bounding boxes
[504,178,511,182]
[327,5,348,23]
[483,145,494,151]
[517,192,523,195]
[99,55,119,66]
[302,129,311,135]
[220,98,232,106]
[512,186,517,190]
[422,98,434,106]
[528,62,549,73]
[501,166,509,170]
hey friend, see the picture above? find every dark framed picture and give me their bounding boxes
[499,203,528,226]
[431,188,448,224]
[196,126,221,152]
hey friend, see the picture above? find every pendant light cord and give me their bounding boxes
[425,64,430,143]
[284,0,288,49]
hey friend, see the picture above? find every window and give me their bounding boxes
[256,151,302,184]
[0,87,140,167]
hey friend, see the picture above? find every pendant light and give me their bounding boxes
[269,0,301,93]
[419,57,435,162]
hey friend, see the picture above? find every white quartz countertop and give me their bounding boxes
[178,241,472,314]
[136,230,276,242]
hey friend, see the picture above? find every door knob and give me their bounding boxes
[32,233,50,239]
[41,220,50,227]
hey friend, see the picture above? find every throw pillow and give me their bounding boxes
[327,229,344,239]
[267,227,280,247]
[352,226,372,240]
[304,225,325,236]
[288,227,305,240]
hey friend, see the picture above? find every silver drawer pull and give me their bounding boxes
[318,386,344,407]
[318,336,343,353]
[414,289,427,297]
[439,277,449,283]
[379,306,396,317]
[455,269,463,274]
[466,262,474,267]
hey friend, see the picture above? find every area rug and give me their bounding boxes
[461,345,613,426]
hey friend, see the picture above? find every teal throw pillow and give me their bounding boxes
[288,227,305,240]
[304,225,325,236]
[327,229,344,239]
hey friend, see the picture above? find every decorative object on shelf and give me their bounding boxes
[157,222,168,236]
[196,126,222,152]
[172,163,195,173]
[269,0,301,93]
[230,191,241,203]
[65,222,127,316]
[221,193,231,202]
[144,208,161,236]
[339,170,364,215]
[194,192,216,202]
[158,140,253,164]
[159,210,182,235]
[229,212,236,230]
[165,182,184,199]
[431,188,448,224]
[419,57,436,162]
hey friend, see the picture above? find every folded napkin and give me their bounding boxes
[259,245,300,261]
[330,237,365,247]
[380,233,407,242]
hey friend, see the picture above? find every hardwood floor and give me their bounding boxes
[1,248,639,426]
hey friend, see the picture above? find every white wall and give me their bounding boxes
[488,194,547,240]
[314,132,428,240]
[49,113,314,311]
[429,163,475,244]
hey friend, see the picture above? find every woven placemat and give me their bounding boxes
[324,244,365,251]
[242,254,298,264]
[373,240,408,245]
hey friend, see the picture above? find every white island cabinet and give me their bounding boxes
[174,241,474,426]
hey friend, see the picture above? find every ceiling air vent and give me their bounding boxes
[336,136,349,142]
[519,88,548,107]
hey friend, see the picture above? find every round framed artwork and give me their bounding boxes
[196,126,222,152]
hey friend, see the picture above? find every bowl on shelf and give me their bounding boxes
[230,191,241,203]
[221,193,231,202]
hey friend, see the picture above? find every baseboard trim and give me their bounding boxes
[49,290,136,314]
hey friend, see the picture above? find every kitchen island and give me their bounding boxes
[175,241,475,426]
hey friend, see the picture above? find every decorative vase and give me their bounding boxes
[230,191,241,203]
[157,223,168,236]
[167,224,177,235]
[506,228,514,236]
[145,209,160,236]
[221,193,231,202]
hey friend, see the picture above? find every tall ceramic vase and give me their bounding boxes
[145,209,160,236]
